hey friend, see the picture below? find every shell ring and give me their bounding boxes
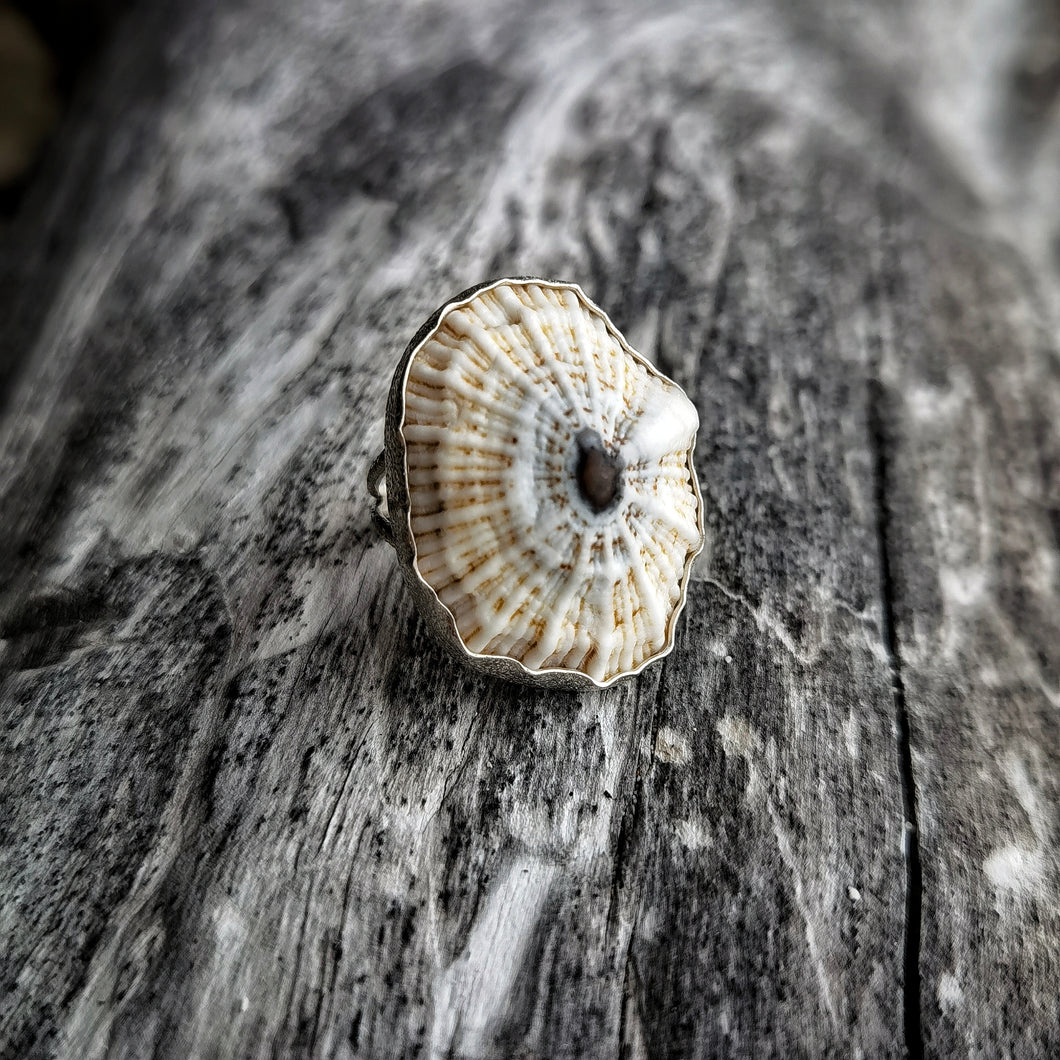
[368,277,705,690]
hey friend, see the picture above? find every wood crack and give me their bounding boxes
[867,376,924,1060]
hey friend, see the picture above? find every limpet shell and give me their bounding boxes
[376,278,705,689]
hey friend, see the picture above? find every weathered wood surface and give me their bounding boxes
[2,1,1059,1057]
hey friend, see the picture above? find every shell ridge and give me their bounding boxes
[519,569,579,670]
[629,494,700,546]
[615,520,667,637]
[479,559,551,644]
[563,288,604,420]
[471,299,582,431]
[592,311,629,443]
[504,285,589,430]
[625,508,686,592]
[537,285,597,423]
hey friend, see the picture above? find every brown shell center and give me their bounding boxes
[575,428,624,514]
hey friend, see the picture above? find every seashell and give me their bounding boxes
[371,278,705,689]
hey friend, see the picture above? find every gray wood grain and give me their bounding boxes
[1,1,1058,1057]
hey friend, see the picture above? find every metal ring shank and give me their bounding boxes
[367,450,394,545]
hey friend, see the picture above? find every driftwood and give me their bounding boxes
[2,1,1059,1057]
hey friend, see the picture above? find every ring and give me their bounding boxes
[369,277,705,689]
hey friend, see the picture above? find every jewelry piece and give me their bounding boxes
[369,278,705,689]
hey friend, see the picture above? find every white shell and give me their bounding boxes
[386,279,704,688]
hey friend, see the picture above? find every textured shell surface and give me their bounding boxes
[397,279,704,687]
